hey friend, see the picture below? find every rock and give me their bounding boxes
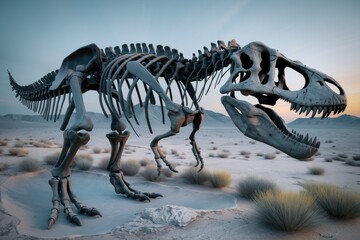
[119,205,198,233]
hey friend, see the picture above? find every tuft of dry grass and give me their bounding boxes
[240,150,251,156]
[103,147,111,153]
[121,159,140,176]
[181,167,212,185]
[163,168,175,178]
[0,139,9,146]
[14,141,25,147]
[19,158,41,172]
[0,162,9,171]
[98,157,109,170]
[139,158,152,167]
[217,152,230,159]
[345,155,360,166]
[142,164,159,181]
[43,151,61,165]
[301,182,360,219]
[308,167,325,175]
[263,153,276,160]
[255,191,322,232]
[76,158,93,171]
[92,146,102,154]
[237,176,277,199]
[209,171,231,188]
[74,153,93,169]
[8,148,29,157]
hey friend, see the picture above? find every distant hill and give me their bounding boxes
[0,104,232,129]
[288,114,360,128]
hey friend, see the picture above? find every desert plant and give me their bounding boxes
[256,153,264,157]
[301,182,360,219]
[181,167,211,185]
[324,157,333,162]
[163,168,174,178]
[97,157,108,170]
[237,176,277,199]
[308,167,325,175]
[209,171,231,188]
[142,165,159,181]
[345,159,360,166]
[0,147,3,154]
[121,159,140,176]
[139,158,152,167]
[240,150,251,156]
[208,153,215,158]
[76,157,93,171]
[103,147,111,153]
[217,152,229,159]
[92,146,102,154]
[14,141,25,147]
[43,151,61,165]
[255,191,321,232]
[263,153,276,160]
[19,158,41,172]
[353,155,360,161]
[0,162,9,171]
[8,147,29,157]
[0,139,8,146]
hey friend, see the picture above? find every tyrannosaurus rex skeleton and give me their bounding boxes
[8,40,346,228]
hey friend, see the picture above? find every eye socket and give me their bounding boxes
[324,78,343,95]
[275,67,308,91]
[240,53,253,69]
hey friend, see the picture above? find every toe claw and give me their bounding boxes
[144,192,163,198]
[48,219,55,230]
[71,215,82,226]
[90,208,102,217]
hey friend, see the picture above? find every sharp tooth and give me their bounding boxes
[290,102,296,110]
[316,141,321,148]
[305,107,312,116]
[311,107,317,118]
[295,104,301,113]
[312,136,317,147]
[298,134,304,141]
[303,133,309,143]
[300,106,307,114]
[317,106,323,114]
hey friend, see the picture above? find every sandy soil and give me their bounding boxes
[0,124,359,239]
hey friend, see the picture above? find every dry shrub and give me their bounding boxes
[76,158,93,171]
[0,162,9,171]
[44,151,61,165]
[181,167,211,185]
[308,167,325,175]
[8,148,29,157]
[0,147,3,154]
[121,159,140,176]
[208,153,215,158]
[217,152,229,159]
[142,164,159,181]
[103,147,111,153]
[139,158,152,167]
[74,153,93,169]
[345,155,360,166]
[170,149,179,156]
[301,182,360,219]
[163,168,175,178]
[255,191,321,232]
[92,146,102,154]
[324,157,333,162]
[256,153,264,157]
[98,157,109,170]
[238,176,277,199]
[240,150,251,156]
[210,171,231,188]
[263,153,276,160]
[19,158,41,172]
[14,141,25,147]
[0,139,8,146]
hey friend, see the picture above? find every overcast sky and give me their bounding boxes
[0,0,359,122]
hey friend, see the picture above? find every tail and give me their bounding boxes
[8,70,70,122]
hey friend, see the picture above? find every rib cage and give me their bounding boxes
[9,41,238,130]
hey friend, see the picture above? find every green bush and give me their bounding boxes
[301,182,360,219]
[255,191,321,232]
[237,176,277,199]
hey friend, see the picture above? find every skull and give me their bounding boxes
[220,42,347,159]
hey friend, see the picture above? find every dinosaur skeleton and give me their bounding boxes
[8,40,346,228]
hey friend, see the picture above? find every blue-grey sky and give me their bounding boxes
[1,0,359,122]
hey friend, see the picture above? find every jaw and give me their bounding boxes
[221,96,319,159]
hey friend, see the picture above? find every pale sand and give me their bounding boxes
[0,124,359,239]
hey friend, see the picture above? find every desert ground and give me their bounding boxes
[0,117,359,240]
